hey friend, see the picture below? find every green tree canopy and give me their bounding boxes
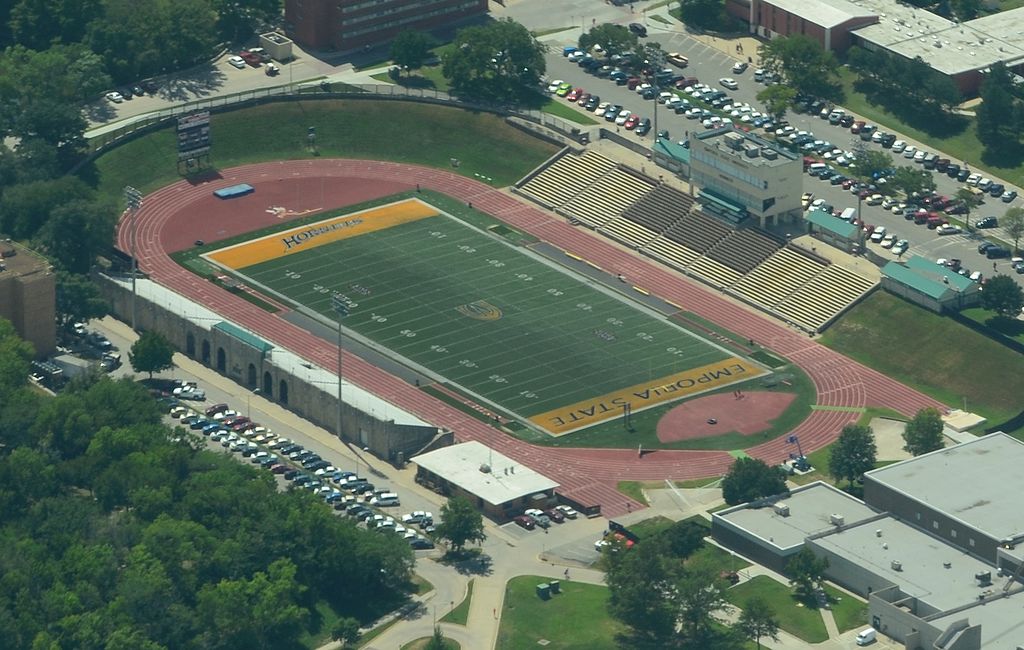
[330,617,361,647]
[758,36,841,101]
[578,23,637,57]
[0,318,35,397]
[980,274,1024,319]
[786,547,829,599]
[390,29,437,75]
[442,18,546,103]
[828,424,877,486]
[1002,207,1024,252]
[756,84,796,121]
[56,272,108,332]
[434,495,486,554]
[850,148,894,184]
[130,331,175,378]
[37,197,116,273]
[679,0,731,30]
[722,457,789,506]
[889,166,936,200]
[737,596,780,650]
[902,407,945,456]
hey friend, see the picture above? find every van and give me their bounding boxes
[855,628,876,645]
[371,492,400,507]
[840,207,857,222]
[808,162,827,175]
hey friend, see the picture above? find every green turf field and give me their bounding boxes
[228,202,766,435]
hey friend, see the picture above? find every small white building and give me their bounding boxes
[412,441,559,522]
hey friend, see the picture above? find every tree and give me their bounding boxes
[330,617,361,648]
[980,274,1024,318]
[756,85,796,121]
[0,318,34,397]
[828,424,877,486]
[424,625,447,650]
[679,0,729,30]
[956,187,986,228]
[605,536,678,640]
[36,198,116,273]
[130,331,175,378]
[850,148,894,184]
[434,496,486,554]
[56,272,108,333]
[758,35,841,101]
[675,561,728,644]
[737,596,780,650]
[578,23,637,58]
[442,18,546,103]
[9,0,104,50]
[902,407,945,456]
[976,62,1019,155]
[390,30,436,75]
[1003,207,1024,252]
[721,457,789,506]
[889,166,936,199]
[786,548,829,599]
[952,0,981,20]
[211,0,280,42]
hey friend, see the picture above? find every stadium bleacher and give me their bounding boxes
[621,184,696,233]
[775,264,876,331]
[518,150,617,209]
[662,210,732,253]
[705,228,784,274]
[732,247,827,309]
[562,169,655,228]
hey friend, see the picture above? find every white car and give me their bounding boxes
[719,77,739,90]
[892,239,909,255]
[880,234,896,248]
[105,91,124,103]
[866,194,883,206]
[227,55,247,69]
[936,224,963,235]
[635,83,652,95]
[594,101,612,117]
[977,178,992,190]
[556,505,579,519]
[902,146,917,159]
[913,150,926,163]
[881,198,896,209]
[966,173,981,186]
[614,110,631,126]
[891,140,907,153]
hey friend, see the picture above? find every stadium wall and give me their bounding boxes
[95,273,442,465]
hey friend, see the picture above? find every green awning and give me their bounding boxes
[213,321,274,355]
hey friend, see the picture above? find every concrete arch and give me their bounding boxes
[263,371,273,397]
[201,339,211,364]
[278,379,289,405]
[186,332,195,357]
[216,347,226,373]
[247,363,257,388]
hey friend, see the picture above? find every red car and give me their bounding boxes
[566,87,583,102]
[624,114,640,130]
[271,464,289,474]
[513,515,535,530]
[205,403,228,417]
[544,508,565,523]
[842,178,855,190]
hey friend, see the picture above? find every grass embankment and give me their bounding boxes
[400,638,460,650]
[90,100,559,200]
[440,580,473,625]
[820,291,1024,432]
[496,576,625,650]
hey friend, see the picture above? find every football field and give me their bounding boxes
[206,199,767,435]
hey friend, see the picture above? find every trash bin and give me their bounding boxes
[549,580,560,594]
[536,583,551,600]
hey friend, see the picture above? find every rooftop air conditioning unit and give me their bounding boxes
[724,132,744,150]
[762,148,778,160]
[773,504,790,517]
[743,144,761,158]
[975,571,992,586]
[830,514,845,526]
[891,560,903,571]
[479,464,491,473]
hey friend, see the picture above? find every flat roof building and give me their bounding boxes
[747,0,878,51]
[284,0,489,52]
[689,126,802,229]
[412,441,559,521]
[0,239,55,359]
[864,433,1024,564]
[880,256,981,313]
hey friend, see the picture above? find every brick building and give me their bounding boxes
[747,0,877,52]
[285,0,488,52]
[0,240,55,359]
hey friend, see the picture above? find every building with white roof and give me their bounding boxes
[412,441,559,522]
[744,0,879,51]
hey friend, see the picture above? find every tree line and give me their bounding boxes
[0,318,415,650]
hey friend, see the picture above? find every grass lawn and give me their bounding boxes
[89,100,559,201]
[823,584,868,633]
[540,98,600,125]
[496,576,625,650]
[726,576,828,644]
[961,307,1024,345]
[650,14,671,24]
[441,580,473,625]
[297,599,344,649]
[617,480,651,505]
[836,68,1024,187]
[413,573,434,596]
[371,66,451,93]
[689,541,751,574]
[820,291,1024,429]
[401,637,460,650]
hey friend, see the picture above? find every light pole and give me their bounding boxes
[331,294,352,445]
[124,186,143,331]
[247,388,261,419]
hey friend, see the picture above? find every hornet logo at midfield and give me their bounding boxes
[455,300,503,321]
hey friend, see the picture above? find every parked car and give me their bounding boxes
[513,515,535,530]
[719,77,739,90]
[628,22,647,37]
[524,508,551,528]
[227,55,247,69]
[556,505,579,519]
[976,216,999,229]
[667,52,688,67]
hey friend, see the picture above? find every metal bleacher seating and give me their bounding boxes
[705,229,784,274]
[621,184,696,234]
[518,150,617,209]
[775,264,876,332]
[563,169,655,229]
[662,211,731,254]
[731,247,827,310]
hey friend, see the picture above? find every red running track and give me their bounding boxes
[119,160,942,517]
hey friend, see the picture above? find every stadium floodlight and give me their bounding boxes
[124,186,143,331]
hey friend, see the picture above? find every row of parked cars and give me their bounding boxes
[512,505,579,530]
[165,394,435,549]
